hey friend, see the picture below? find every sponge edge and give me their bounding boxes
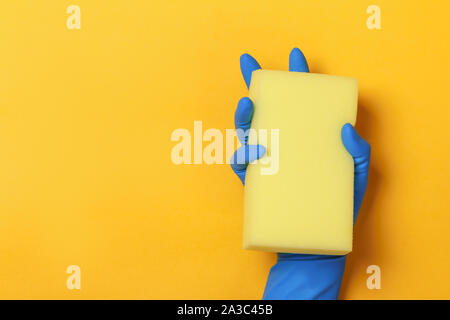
[243,70,358,255]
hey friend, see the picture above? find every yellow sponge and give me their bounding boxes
[243,70,358,255]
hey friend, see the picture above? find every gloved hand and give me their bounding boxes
[231,48,371,300]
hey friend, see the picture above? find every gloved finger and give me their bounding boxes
[234,97,254,144]
[289,48,309,73]
[341,123,371,171]
[341,123,371,219]
[240,53,261,89]
[230,144,266,185]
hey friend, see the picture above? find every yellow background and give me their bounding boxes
[0,0,449,299]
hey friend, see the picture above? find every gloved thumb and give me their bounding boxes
[341,123,371,170]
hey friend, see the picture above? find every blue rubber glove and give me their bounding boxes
[231,48,371,300]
